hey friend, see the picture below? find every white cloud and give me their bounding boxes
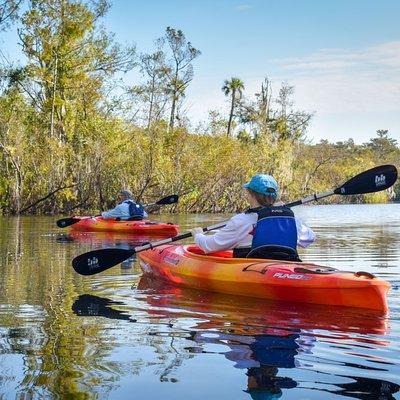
[276,41,400,73]
[187,41,400,142]
[272,41,400,114]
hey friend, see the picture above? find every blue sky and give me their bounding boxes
[2,0,400,143]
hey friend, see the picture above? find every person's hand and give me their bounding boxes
[190,227,203,237]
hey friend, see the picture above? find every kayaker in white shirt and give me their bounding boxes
[101,190,148,220]
[190,174,315,259]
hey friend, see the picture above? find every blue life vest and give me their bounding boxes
[246,206,300,261]
[124,200,145,219]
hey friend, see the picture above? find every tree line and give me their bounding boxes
[0,0,398,215]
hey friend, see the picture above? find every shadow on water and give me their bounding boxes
[72,275,399,400]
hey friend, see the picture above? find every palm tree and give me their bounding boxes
[222,77,244,136]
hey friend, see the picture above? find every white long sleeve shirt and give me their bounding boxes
[101,201,148,220]
[193,212,315,254]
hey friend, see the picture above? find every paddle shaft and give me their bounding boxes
[133,221,225,252]
[286,190,334,207]
[132,191,336,253]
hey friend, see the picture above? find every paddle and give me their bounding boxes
[56,194,179,228]
[72,164,398,276]
[143,194,179,208]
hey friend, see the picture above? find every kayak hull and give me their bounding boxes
[138,245,390,312]
[70,216,179,236]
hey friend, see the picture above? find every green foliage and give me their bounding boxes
[0,2,398,215]
[222,77,245,137]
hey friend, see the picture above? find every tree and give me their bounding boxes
[239,77,273,139]
[137,49,170,128]
[0,88,28,213]
[222,77,244,136]
[239,79,312,142]
[0,0,22,30]
[0,0,138,214]
[272,83,312,142]
[14,0,135,142]
[366,129,398,160]
[162,27,200,132]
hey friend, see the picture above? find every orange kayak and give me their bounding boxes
[69,216,179,236]
[138,245,390,312]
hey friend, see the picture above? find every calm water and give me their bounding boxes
[0,205,399,399]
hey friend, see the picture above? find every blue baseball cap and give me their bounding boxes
[243,174,279,198]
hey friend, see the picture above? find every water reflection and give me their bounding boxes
[56,230,150,248]
[72,276,398,399]
[191,331,300,399]
[72,294,134,322]
[0,206,399,399]
[136,276,389,336]
[330,376,399,400]
[57,231,146,269]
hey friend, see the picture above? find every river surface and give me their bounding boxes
[0,204,399,399]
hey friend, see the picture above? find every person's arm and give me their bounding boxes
[192,215,251,253]
[295,218,316,248]
[101,204,126,219]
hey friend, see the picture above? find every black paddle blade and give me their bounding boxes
[156,194,179,205]
[72,248,135,276]
[334,165,398,195]
[56,217,80,228]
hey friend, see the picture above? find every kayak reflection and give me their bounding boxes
[137,276,389,336]
[72,277,398,399]
[57,230,155,248]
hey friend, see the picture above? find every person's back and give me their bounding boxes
[244,204,300,261]
[190,174,315,260]
[101,190,148,220]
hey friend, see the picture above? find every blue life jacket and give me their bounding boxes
[246,206,300,261]
[124,200,145,220]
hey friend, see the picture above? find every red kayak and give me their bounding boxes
[69,216,179,236]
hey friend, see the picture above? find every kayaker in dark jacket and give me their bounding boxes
[101,190,148,220]
[190,174,315,260]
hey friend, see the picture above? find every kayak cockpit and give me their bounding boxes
[186,245,233,258]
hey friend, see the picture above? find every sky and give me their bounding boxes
[1,0,400,143]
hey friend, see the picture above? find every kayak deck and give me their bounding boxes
[70,216,179,236]
[138,245,390,312]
